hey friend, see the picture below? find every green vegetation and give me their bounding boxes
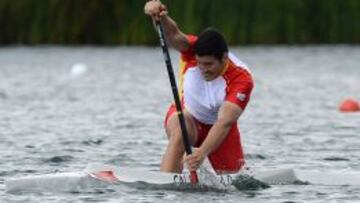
[0,0,359,45]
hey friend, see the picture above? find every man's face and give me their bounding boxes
[196,55,226,81]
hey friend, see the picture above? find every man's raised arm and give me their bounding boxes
[144,0,189,52]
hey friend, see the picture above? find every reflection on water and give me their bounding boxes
[0,46,359,202]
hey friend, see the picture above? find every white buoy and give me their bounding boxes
[70,63,88,77]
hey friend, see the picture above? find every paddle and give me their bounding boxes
[155,21,199,184]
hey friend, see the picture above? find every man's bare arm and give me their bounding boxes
[185,102,243,171]
[199,102,243,156]
[144,0,189,51]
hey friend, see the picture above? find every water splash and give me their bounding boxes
[232,173,270,190]
[197,158,226,190]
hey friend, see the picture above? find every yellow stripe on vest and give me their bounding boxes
[178,58,186,99]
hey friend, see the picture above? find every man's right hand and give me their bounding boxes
[144,0,168,21]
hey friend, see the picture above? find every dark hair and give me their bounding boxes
[194,28,228,61]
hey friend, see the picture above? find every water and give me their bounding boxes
[0,46,359,202]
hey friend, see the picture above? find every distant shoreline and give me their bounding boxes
[0,0,359,45]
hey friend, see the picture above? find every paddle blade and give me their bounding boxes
[190,171,199,184]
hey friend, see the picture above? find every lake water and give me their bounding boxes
[0,46,359,202]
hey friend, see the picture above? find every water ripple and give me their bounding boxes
[44,155,74,163]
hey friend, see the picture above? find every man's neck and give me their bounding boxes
[219,58,229,76]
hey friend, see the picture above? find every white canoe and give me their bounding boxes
[5,164,360,193]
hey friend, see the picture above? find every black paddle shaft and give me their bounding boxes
[156,22,193,156]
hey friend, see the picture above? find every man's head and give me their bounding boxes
[194,28,229,81]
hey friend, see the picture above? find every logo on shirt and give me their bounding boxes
[236,92,246,102]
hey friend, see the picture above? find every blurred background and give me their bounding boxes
[0,0,359,45]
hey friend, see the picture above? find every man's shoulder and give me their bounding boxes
[228,52,250,72]
[180,34,198,63]
[224,53,253,84]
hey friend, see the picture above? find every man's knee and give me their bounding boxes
[165,115,181,136]
[165,112,197,145]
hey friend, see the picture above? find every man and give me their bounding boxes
[144,0,254,174]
